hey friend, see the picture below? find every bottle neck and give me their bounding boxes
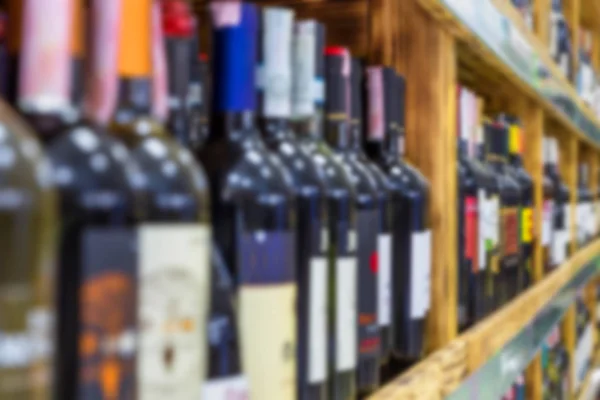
[210,111,256,142]
[509,152,523,167]
[112,77,152,122]
[258,116,293,144]
[324,114,349,150]
[165,37,191,146]
[348,119,363,152]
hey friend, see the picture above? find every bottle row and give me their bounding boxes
[457,85,600,330]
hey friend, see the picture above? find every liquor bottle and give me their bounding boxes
[198,3,296,400]
[325,48,380,394]
[501,115,534,291]
[14,0,138,398]
[256,8,327,400]
[483,122,521,307]
[456,87,496,326]
[576,163,593,247]
[351,62,392,364]
[0,4,57,396]
[546,138,571,267]
[108,0,212,398]
[542,138,555,273]
[473,121,501,316]
[161,0,194,146]
[291,20,357,400]
[365,69,431,360]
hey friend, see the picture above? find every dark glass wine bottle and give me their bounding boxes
[456,87,497,326]
[545,137,571,267]
[15,0,140,398]
[257,8,328,400]
[188,52,209,152]
[325,48,380,394]
[352,63,393,365]
[576,163,593,247]
[198,3,297,399]
[291,20,357,400]
[0,4,56,393]
[483,123,521,307]
[502,115,534,292]
[365,69,431,361]
[541,138,555,274]
[108,0,212,398]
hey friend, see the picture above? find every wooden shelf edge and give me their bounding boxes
[575,348,600,400]
[368,240,600,400]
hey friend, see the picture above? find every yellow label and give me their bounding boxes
[508,125,521,154]
[240,285,297,400]
[521,207,533,243]
[490,255,500,274]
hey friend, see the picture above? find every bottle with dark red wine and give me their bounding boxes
[198,3,297,399]
[455,86,496,327]
[501,115,533,293]
[108,0,212,398]
[291,20,357,400]
[483,122,521,307]
[257,8,328,400]
[14,0,141,398]
[324,48,380,394]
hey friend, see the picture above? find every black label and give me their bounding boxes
[79,228,137,399]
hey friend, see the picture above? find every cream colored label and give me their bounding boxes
[240,285,297,400]
[138,224,211,400]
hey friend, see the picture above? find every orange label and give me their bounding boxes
[118,0,152,77]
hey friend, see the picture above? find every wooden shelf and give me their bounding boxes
[369,240,600,400]
[575,349,600,400]
[581,0,600,31]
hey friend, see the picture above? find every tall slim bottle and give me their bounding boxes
[257,8,328,400]
[541,138,556,273]
[502,116,534,292]
[546,138,570,266]
[483,123,521,306]
[291,20,357,400]
[351,61,392,365]
[0,4,57,398]
[576,163,593,247]
[14,0,139,398]
[198,3,297,399]
[107,0,212,398]
[324,48,380,394]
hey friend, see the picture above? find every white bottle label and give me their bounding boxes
[377,234,392,326]
[239,285,297,400]
[477,190,487,270]
[542,200,554,246]
[410,230,432,319]
[335,256,358,372]
[138,225,211,400]
[478,192,499,271]
[202,375,250,400]
[307,257,328,383]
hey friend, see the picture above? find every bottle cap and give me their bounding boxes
[349,58,363,124]
[152,0,168,121]
[257,7,294,118]
[211,1,257,112]
[117,0,152,77]
[366,66,384,141]
[324,45,350,120]
[292,19,325,117]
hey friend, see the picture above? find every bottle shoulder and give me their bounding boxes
[335,151,378,199]
[381,156,429,195]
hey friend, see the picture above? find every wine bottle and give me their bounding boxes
[188,52,209,152]
[198,3,297,399]
[541,138,555,274]
[546,138,570,266]
[14,0,140,398]
[291,20,357,400]
[502,115,534,292]
[161,0,194,147]
[0,5,57,395]
[107,0,212,398]
[325,48,380,394]
[351,61,392,366]
[257,8,328,400]
[456,87,497,326]
[576,163,593,247]
[483,122,521,307]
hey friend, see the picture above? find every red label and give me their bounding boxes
[464,196,478,272]
[502,208,520,256]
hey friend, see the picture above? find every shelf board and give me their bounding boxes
[417,0,600,149]
[368,240,600,400]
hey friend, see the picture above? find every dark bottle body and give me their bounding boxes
[546,138,571,268]
[576,165,594,248]
[542,140,556,273]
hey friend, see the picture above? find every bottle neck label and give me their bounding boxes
[292,21,321,118]
[151,1,168,121]
[19,0,72,114]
